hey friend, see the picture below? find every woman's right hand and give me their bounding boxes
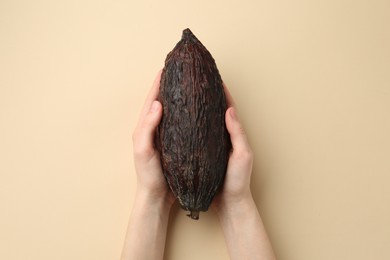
[212,83,276,260]
[212,83,254,215]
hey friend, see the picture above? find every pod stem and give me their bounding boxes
[187,211,200,220]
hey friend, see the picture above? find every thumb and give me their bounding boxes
[143,100,162,129]
[134,101,162,155]
[225,107,251,154]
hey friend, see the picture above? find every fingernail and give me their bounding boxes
[150,101,159,112]
[229,107,237,120]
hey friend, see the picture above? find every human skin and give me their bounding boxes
[120,71,276,260]
[212,83,276,260]
[120,70,174,260]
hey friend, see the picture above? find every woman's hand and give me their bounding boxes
[132,70,175,209]
[121,71,174,260]
[212,83,276,260]
[212,83,254,214]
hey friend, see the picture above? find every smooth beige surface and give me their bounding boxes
[1,0,389,259]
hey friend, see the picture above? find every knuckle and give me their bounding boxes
[233,148,253,163]
[237,126,246,135]
[132,128,142,144]
[133,144,154,159]
[134,116,153,137]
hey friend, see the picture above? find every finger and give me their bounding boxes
[134,100,162,157]
[225,107,251,154]
[139,69,163,121]
[223,82,236,108]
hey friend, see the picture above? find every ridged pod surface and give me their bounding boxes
[156,28,231,220]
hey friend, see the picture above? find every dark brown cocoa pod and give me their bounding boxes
[156,28,231,220]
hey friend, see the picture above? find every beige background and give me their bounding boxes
[1,0,389,259]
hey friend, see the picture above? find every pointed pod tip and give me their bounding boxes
[181,28,196,41]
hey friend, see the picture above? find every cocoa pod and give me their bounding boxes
[156,28,231,220]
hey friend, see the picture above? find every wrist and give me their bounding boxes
[134,187,173,216]
[214,192,256,220]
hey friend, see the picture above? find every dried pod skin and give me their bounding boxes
[156,29,231,220]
